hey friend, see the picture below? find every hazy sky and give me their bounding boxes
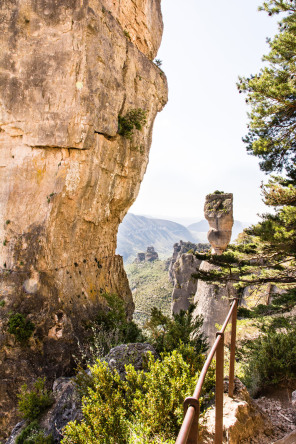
[129,0,279,224]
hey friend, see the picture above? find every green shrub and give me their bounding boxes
[16,421,53,444]
[240,321,296,395]
[237,306,253,318]
[118,108,147,139]
[18,378,54,421]
[8,313,35,343]
[62,349,214,443]
[145,304,208,355]
[76,293,146,367]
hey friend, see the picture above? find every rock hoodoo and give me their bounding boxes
[205,192,234,255]
[0,0,167,437]
[194,192,235,344]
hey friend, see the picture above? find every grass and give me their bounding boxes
[125,260,173,328]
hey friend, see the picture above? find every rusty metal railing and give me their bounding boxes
[176,298,238,444]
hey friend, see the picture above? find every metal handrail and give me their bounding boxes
[176,298,238,444]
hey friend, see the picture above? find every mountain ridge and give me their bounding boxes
[117,213,249,263]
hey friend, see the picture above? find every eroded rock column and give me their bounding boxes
[0,0,167,437]
[194,193,235,345]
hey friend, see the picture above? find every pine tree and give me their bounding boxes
[194,1,296,308]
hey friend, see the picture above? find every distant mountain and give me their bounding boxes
[117,213,196,263]
[117,213,251,263]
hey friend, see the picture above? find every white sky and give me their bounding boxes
[129,0,279,224]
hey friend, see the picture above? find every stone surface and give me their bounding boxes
[200,378,273,444]
[0,0,167,438]
[274,430,296,444]
[193,260,235,345]
[134,246,159,263]
[171,252,201,314]
[192,193,235,345]
[103,342,158,379]
[205,193,234,255]
[168,241,199,283]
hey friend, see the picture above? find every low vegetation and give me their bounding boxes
[16,421,53,444]
[118,108,147,139]
[125,260,173,328]
[77,293,145,365]
[8,313,35,344]
[62,346,214,444]
[18,377,54,421]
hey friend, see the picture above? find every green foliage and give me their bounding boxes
[8,313,35,343]
[94,293,145,350]
[238,1,296,174]
[145,304,208,355]
[16,421,53,444]
[154,59,162,67]
[77,293,145,365]
[125,260,173,328]
[239,318,296,395]
[123,30,131,40]
[238,288,296,319]
[62,349,214,443]
[18,378,54,421]
[0,300,5,307]
[212,190,224,194]
[118,108,147,139]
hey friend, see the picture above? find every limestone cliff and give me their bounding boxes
[0,0,167,437]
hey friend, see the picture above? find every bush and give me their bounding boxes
[18,378,54,421]
[62,349,214,443]
[16,421,53,444]
[8,313,35,343]
[240,320,296,395]
[118,108,147,139]
[145,304,208,355]
[76,294,146,369]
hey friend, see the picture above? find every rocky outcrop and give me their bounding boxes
[134,246,159,263]
[169,241,209,314]
[171,252,201,313]
[193,261,235,344]
[194,193,235,345]
[200,378,273,443]
[103,342,158,379]
[0,0,167,438]
[168,241,198,282]
[205,193,234,255]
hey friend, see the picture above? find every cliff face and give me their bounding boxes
[0,0,167,437]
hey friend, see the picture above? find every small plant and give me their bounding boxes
[154,59,162,67]
[124,30,131,40]
[16,420,53,444]
[5,220,10,225]
[3,239,7,246]
[239,320,296,395]
[0,300,5,307]
[8,313,35,343]
[118,108,147,140]
[18,378,54,421]
[145,304,208,355]
[213,190,224,195]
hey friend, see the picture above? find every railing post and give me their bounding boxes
[228,298,238,398]
[183,398,200,443]
[215,332,224,444]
